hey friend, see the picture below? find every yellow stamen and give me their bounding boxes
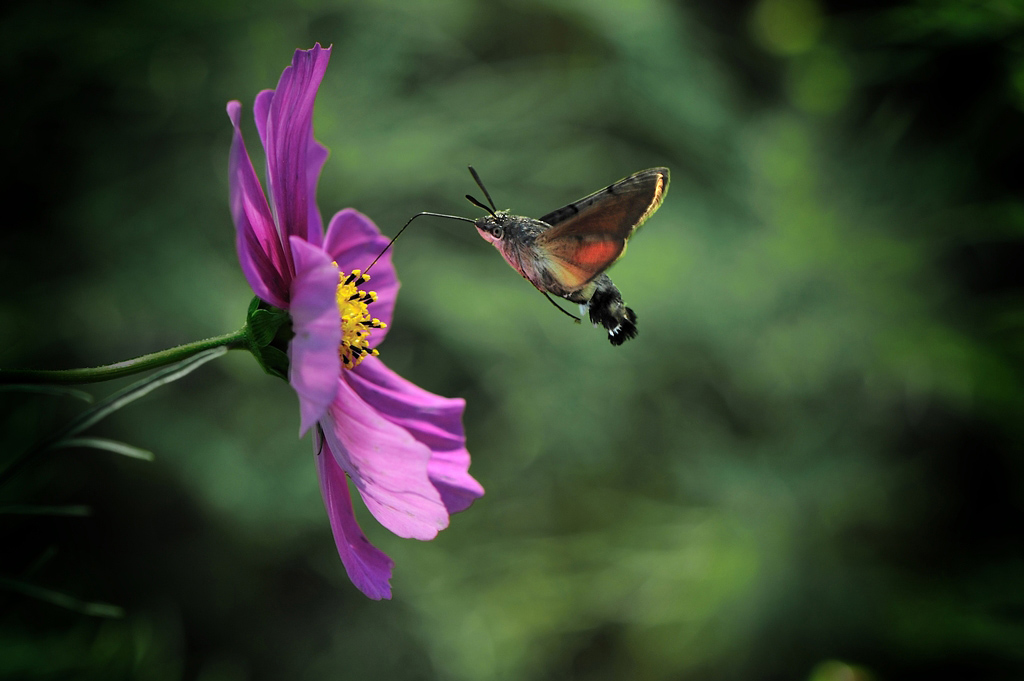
[334,267,386,369]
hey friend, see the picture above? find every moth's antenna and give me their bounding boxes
[465,193,496,216]
[364,211,476,274]
[467,166,497,212]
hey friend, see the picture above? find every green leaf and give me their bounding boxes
[0,384,93,403]
[0,505,91,516]
[0,576,124,618]
[0,347,227,490]
[54,346,228,444]
[54,437,154,462]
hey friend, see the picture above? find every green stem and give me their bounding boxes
[0,328,251,385]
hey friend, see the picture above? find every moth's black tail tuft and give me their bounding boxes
[588,283,638,346]
[607,306,638,346]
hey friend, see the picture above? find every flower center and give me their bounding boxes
[335,268,386,369]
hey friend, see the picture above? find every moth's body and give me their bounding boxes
[474,212,636,341]
[472,168,668,345]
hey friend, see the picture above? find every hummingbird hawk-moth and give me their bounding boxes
[382,167,669,345]
[467,167,668,345]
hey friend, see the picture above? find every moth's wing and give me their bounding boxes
[538,167,669,231]
[534,233,626,292]
[536,167,669,291]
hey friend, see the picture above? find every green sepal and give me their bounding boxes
[244,297,293,381]
[257,346,290,381]
[246,297,291,348]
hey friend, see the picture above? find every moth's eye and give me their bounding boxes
[490,226,504,239]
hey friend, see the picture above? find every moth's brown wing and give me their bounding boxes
[538,167,669,230]
[534,235,624,292]
[536,167,669,291]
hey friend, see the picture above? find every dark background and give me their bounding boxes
[2,0,1024,679]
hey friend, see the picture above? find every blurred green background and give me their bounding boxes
[3,0,1024,679]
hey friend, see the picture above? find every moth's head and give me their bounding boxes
[474,212,511,247]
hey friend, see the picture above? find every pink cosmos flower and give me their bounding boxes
[227,44,483,599]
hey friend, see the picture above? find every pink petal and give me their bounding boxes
[263,44,331,268]
[323,208,399,345]
[319,375,449,541]
[253,89,274,156]
[255,87,329,248]
[227,100,289,308]
[426,447,483,515]
[288,237,341,435]
[315,435,394,600]
[349,357,484,514]
[305,141,329,247]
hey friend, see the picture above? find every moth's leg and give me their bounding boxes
[541,291,582,323]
